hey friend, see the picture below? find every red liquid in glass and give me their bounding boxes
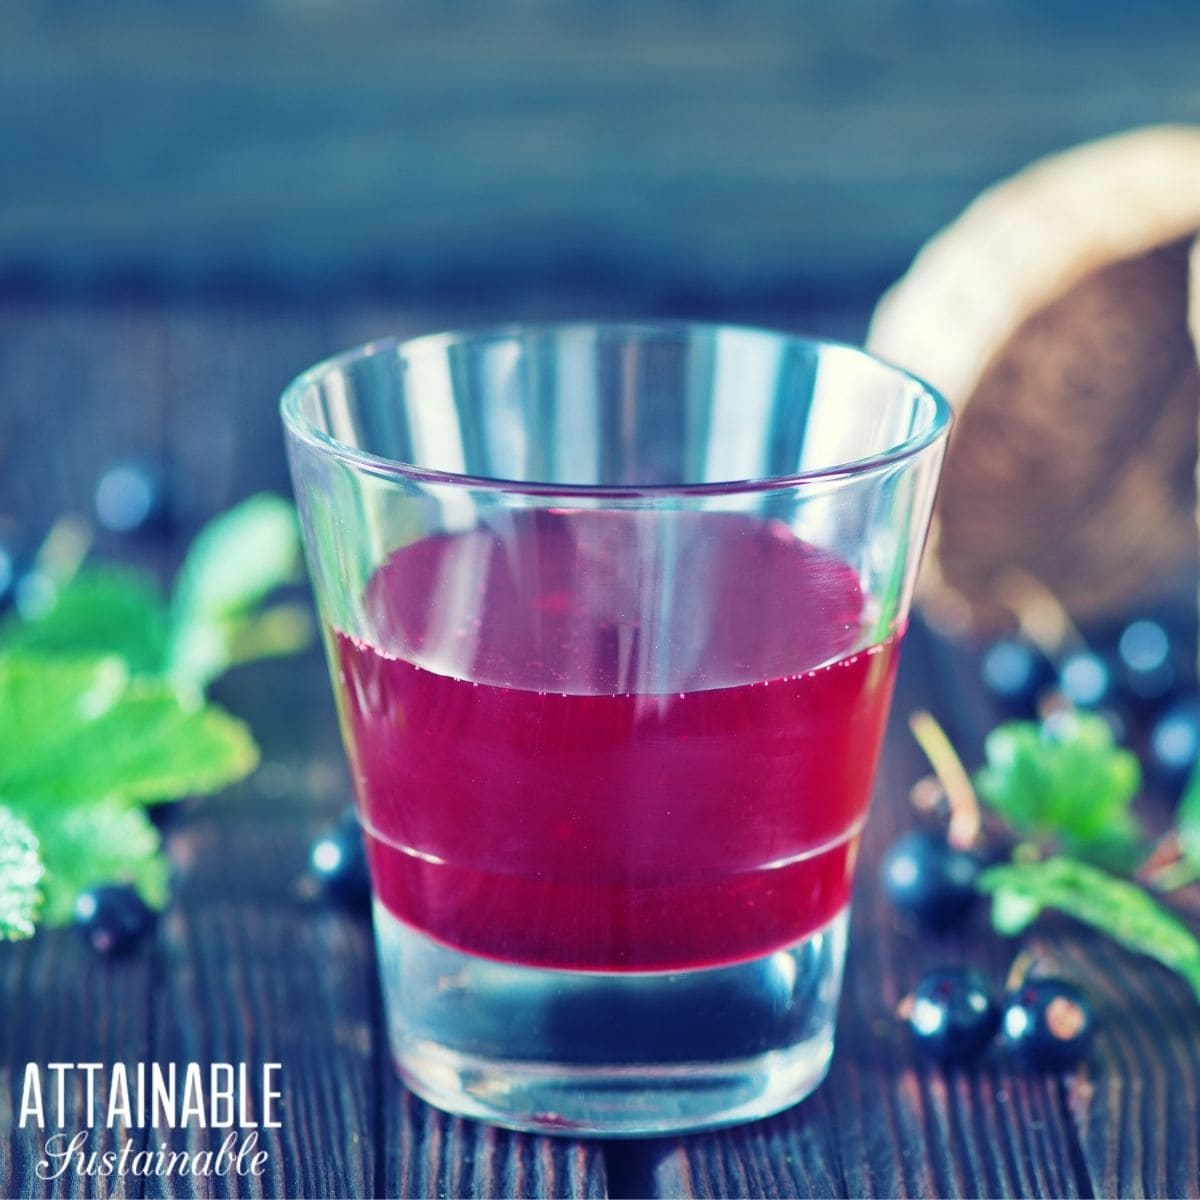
[334,510,901,972]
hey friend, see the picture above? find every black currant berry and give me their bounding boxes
[0,539,16,612]
[311,808,371,909]
[147,799,184,831]
[1057,649,1116,711]
[981,637,1053,713]
[906,966,1000,1062]
[881,829,980,931]
[95,460,170,535]
[1116,618,1174,705]
[1148,698,1200,790]
[1002,977,1094,1070]
[74,884,156,955]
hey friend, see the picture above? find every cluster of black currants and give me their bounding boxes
[879,739,1100,1069]
[981,615,1199,790]
[902,966,1094,1069]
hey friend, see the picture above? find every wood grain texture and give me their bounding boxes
[635,1091,845,1199]
[147,788,385,1200]
[160,303,330,531]
[380,1091,607,1200]
[1056,933,1200,1199]
[1,930,155,1199]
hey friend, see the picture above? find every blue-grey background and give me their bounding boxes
[4,0,1200,549]
[4,1,1199,309]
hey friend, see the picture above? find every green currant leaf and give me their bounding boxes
[989,885,1041,936]
[224,603,314,667]
[979,857,1200,1001]
[974,712,1142,865]
[29,801,169,926]
[0,656,259,808]
[0,653,259,932]
[0,805,44,939]
[167,493,306,689]
[0,656,130,781]
[0,568,169,674]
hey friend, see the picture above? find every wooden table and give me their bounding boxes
[2,292,1197,1199]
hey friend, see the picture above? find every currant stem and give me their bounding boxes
[1146,859,1200,893]
[34,513,93,586]
[1005,949,1039,991]
[1135,830,1200,892]
[908,710,982,850]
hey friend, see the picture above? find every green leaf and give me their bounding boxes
[0,806,44,939]
[29,801,169,926]
[224,603,314,667]
[974,712,1142,866]
[979,857,1200,1001]
[990,885,1041,936]
[0,494,302,937]
[0,656,259,809]
[0,656,130,786]
[173,493,302,619]
[0,653,259,932]
[0,568,169,674]
[167,494,305,689]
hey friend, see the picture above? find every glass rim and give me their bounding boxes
[279,319,953,498]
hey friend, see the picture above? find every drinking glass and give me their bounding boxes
[281,321,950,1135]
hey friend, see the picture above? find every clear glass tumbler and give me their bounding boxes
[281,322,950,1136]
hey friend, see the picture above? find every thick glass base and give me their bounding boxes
[373,903,848,1136]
